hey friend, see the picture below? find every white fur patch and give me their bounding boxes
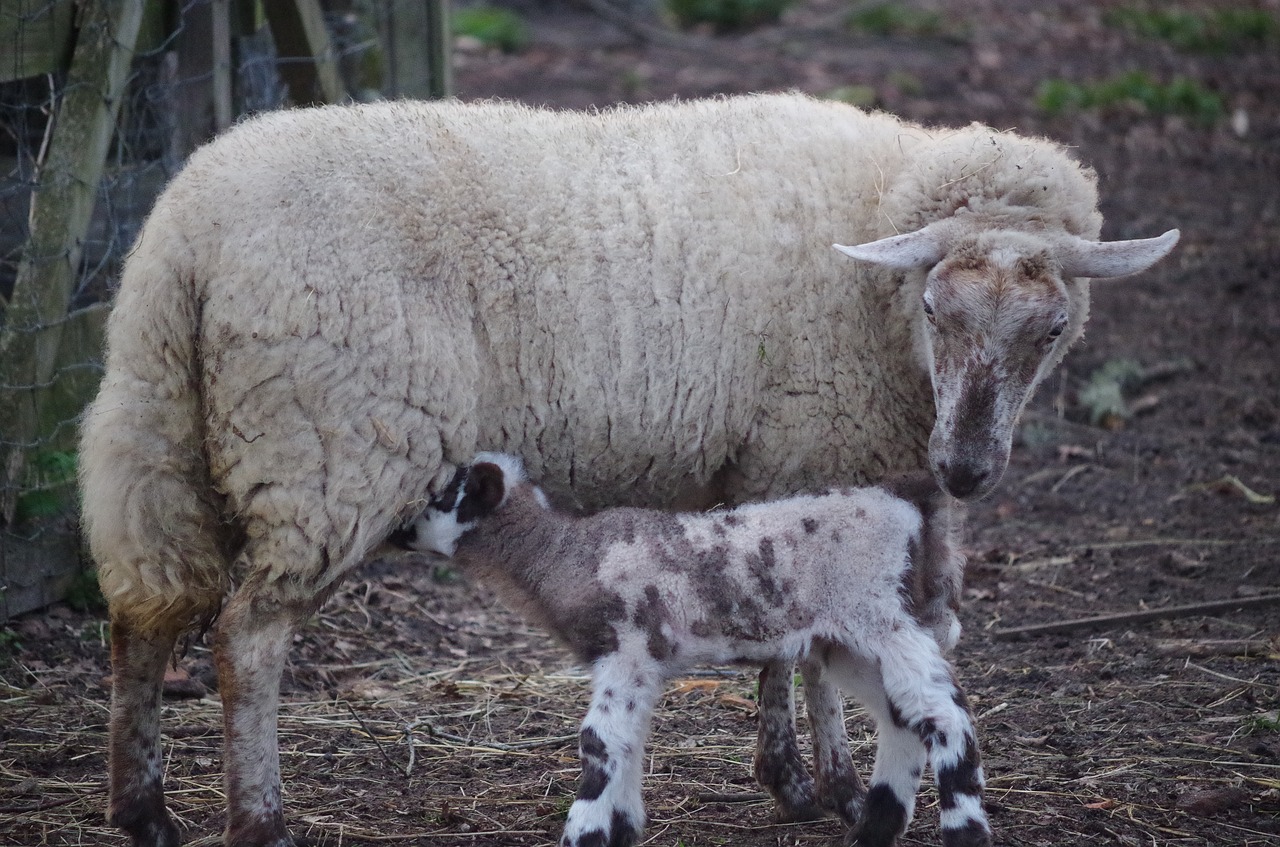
[410,510,474,557]
[940,792,987,830]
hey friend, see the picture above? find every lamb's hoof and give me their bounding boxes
[110,794,182,847]
[123,820,181,847]
[773,800,827,824]
[942,820,993,847]
[827,795,866,829]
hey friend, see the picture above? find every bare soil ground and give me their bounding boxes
[3,1,1278,845]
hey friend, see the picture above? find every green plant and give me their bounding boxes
[1105,6,1279,54]
[453,6,529,53]
[1036,71,1223,125]
[65,568,106,613]
[845,2,965,41]
[0,629,21,653]
[81,619,109,644]
[14,450,78,524]
[887,69,923,97]
[665,0,792,33]
[1078,358,1144,427]
[1243,711,1280,734]
[431,562,461,584]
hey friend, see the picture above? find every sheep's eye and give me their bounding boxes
[1046,320,1067,341]
[922,300,936,320]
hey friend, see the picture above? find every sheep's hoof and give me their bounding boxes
[224,817,296,847]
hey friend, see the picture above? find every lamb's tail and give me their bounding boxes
[79,206,231,633]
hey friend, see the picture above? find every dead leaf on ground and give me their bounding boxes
[716,693,758,714]
[669,679,724,696]
[1175,475,1275,505]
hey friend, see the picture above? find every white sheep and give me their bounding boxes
[79,93,1177,846]
[396,453,987,847]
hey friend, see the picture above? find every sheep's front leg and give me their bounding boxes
[801,650,866,826]
[561,659,663,847]
[753,658,824,822]
[106,616,183,847]
[213,585,310,847]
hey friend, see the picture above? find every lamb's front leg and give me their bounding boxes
[561,658,663,847]
[834,635,991,847]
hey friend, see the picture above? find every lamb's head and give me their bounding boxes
[397,453,548,556]
[835,222,1178,500]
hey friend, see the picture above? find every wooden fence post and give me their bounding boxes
[380,0,453,99]
[0,0,147,525]
[264,0,347,105]
[426,0,452,99]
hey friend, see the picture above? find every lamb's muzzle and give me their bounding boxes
[401,453,989,847]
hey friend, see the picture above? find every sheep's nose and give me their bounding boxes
[937,461,990,500]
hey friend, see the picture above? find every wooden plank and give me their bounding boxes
[992,593,1280,640]
[0,0,147,525]
[380,0,453,99]
[0,526,84,621]
[264,0,346,105]
[0,0,76,83]
[35,305,109,454]
[167,0,217,161]
[379,0,430,98]
[212,0,233,131]
[425,0,452,98]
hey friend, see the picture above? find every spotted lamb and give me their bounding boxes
[394,453,987,847]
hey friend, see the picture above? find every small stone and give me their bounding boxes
[1174,786,1250,816]
[162,667,207,700]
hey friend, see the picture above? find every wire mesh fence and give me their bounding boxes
[0,0,451,618]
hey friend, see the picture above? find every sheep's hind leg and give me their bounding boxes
[106,616,183,847]
[214,579,314,847]
[801,648,866,826]
[560,659,663,847]
[753,658,825,822]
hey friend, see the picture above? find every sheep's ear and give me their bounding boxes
[459,462,507,521]
[1058,229,1180,279]
[833,222,951,269]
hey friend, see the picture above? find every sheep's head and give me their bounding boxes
[395,453,546,555]
[835,223,1179,500]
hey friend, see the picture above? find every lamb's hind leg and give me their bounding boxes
[213,575,316,847]
[561,657,664,847]
[107,615,184,847]
[753,658,824,822]
[802,646,866,826]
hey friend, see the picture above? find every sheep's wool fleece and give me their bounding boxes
[82,94,1101,617]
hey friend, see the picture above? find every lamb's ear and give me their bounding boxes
[1058,229,1180,279]
[459,462,507,521]
[833,221,952,269]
